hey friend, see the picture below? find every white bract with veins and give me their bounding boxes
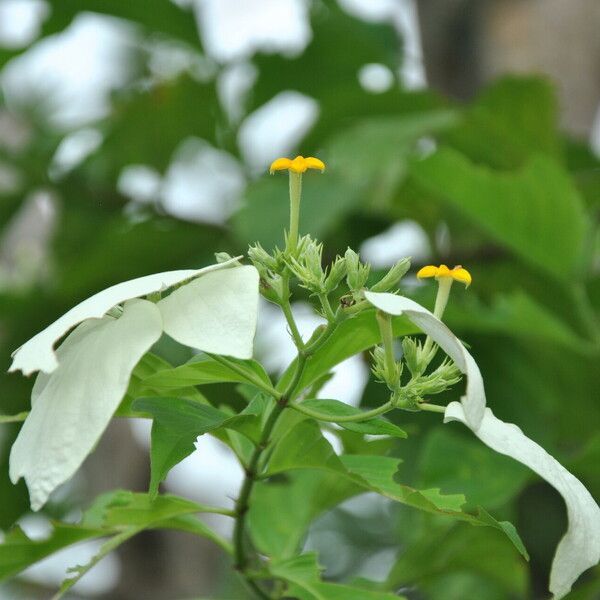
[9,261,260,511]
[365,291,600,600]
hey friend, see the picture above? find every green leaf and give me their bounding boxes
[83,76,222,179]
[327,111,458,190]
[300,399,407,438]
[445,76,561,168]
[143,355,271,390]
[54,528,141,600]
[277,310,416,393]
[386,519,528,598]
[270,553,406,600]
[93,491,209,528]
[55,491,231,599]
[0,524,107,582]
[118,352,206,417]
[248,470,361,559]
[446,291,591,355]
[40,0,201,48]
[266,420,346,477]
[341,455,529,560]
[287,581,406,600]
[411,148,588,280]
[418,427,529,510]
[132,397,256,496]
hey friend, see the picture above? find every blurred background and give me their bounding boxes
[1,0,599,598]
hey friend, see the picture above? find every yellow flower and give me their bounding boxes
[417,264,472,287]
[269,156,326,174]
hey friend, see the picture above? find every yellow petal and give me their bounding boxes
[305,156,326,172]
[436,264,452,278]
[416,265,439,279]
[451,267,472,287]
[289,156,308,173]
[269,157,292,174]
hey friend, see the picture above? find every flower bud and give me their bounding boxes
[248,243,278,271]
[324,256,347,293]
[345,248,370,290]
[370,258,411,292]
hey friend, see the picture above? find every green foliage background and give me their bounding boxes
[1,1,599,598]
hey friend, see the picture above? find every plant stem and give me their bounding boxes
[232,322,322,597]
[286,172,302,252]
[318,293,336,323]
[376,309,397,384]
[420,402,447,414]
[0,411,29,424]
[422,277,453,361]
[280,275,305,350]
[289,399,393,422]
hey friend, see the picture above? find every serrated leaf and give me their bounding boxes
[0,524,107,582]
[341,454,528,560]
[132,396,257,496]
[270,552,406,600]
[54,491,230,599]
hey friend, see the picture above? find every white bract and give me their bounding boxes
[365,291,485,428]
[10,260,238,376]
[9,262,260,510]
[445,402,600,600]
[365,291,600,599]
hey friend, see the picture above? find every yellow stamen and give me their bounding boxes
[416,264,472,288]
[269,155,325,175]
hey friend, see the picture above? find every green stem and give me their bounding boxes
[289,399,393,423]
[232,322,326,596]
[287,172,302,252]
[318,293,336,323]
[376,309,397,384]
[422,277,453,361]
[0,411,29,424]
[209,354,281,399]
[420,402,447,414]
[280,275,305,350]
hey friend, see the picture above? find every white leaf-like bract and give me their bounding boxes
[364,291,485,428]
[9,299,163,510]
[445,402,600,600]
[158,265,259,360]
[9,260,237,375]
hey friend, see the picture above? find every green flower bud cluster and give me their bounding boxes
[388,356,461,411]
[370,345,403,391]
[286,237,327,294]
[410,359,462,397]
[401,337,436,377]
